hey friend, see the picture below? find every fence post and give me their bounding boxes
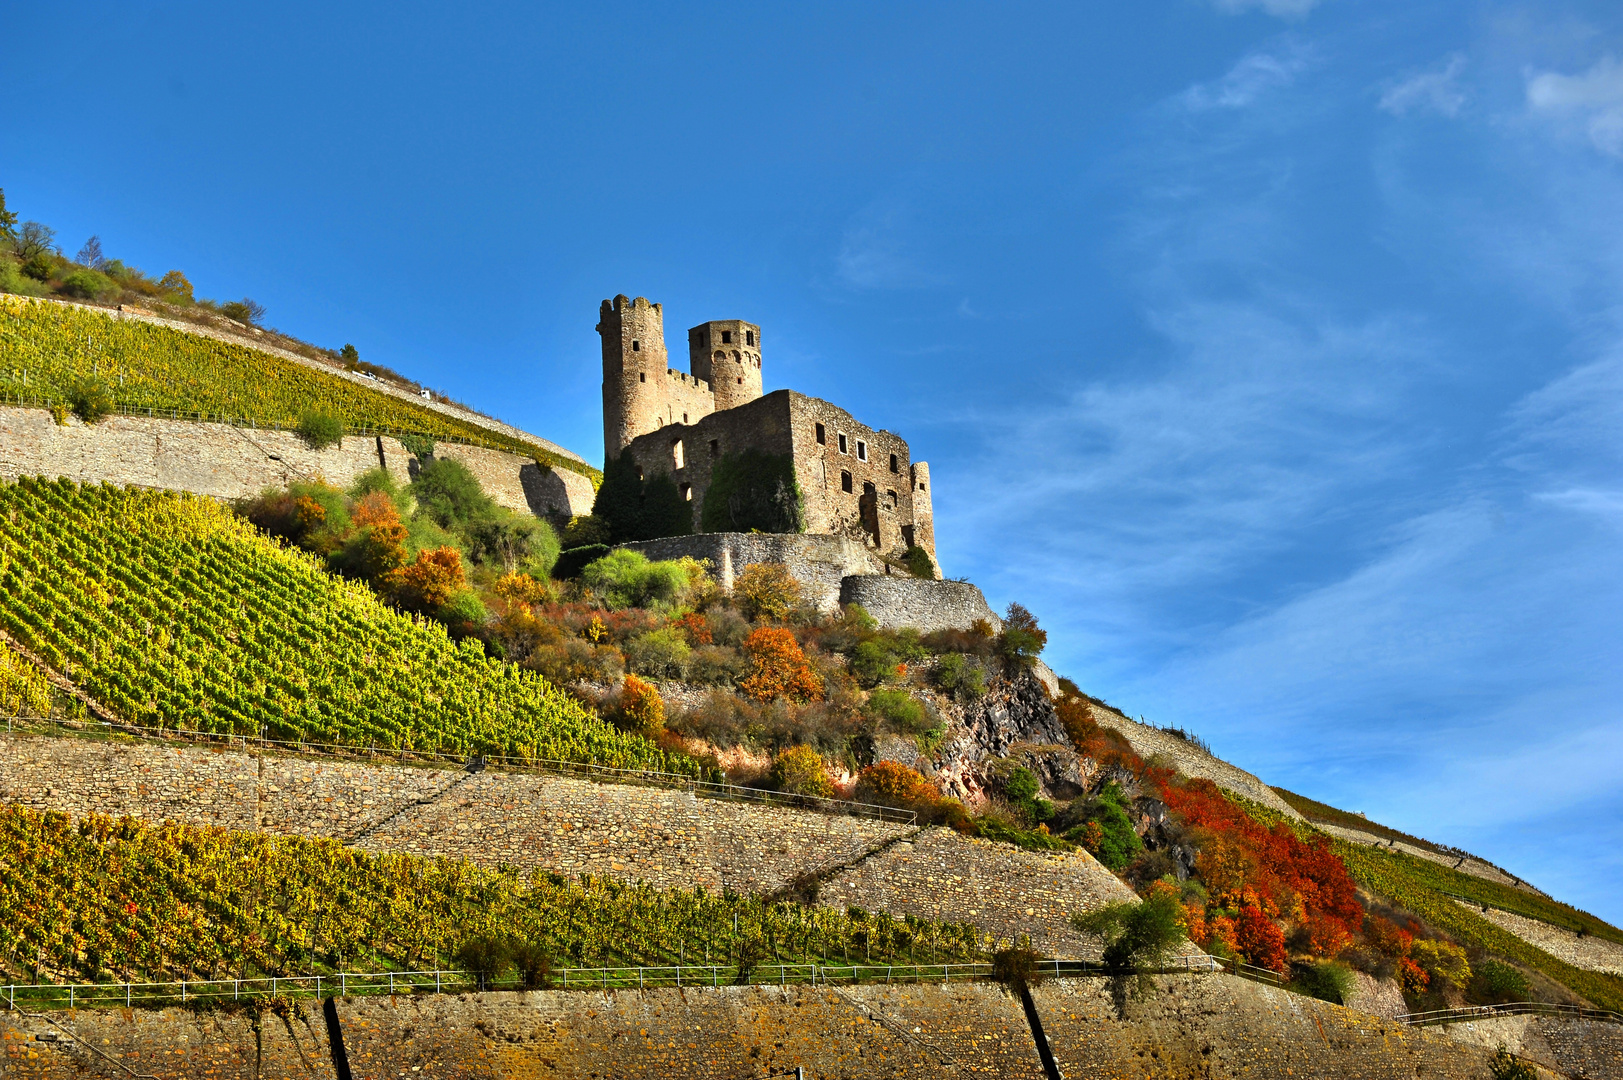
[341,973,346,996]
[69,985,73,1008]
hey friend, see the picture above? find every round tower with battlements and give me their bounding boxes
[599,295,670,458]
[689,319,763,412]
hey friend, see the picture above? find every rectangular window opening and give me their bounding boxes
[815,423,826,445]
[681,483,692,502]
[746,330,755,346]
[856,440,867,462]
[709,439,719,455]
[721,330,732,344]
[672,439,685,470]
[837,432,848,454]
[889,453,899,473]
[841,470,853,493]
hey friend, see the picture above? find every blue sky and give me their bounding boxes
[6,1,1622,922]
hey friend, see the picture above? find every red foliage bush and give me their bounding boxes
[1235,904,1288,973]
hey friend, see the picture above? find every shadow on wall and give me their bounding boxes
[521,464,579,520]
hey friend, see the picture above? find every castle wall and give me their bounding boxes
[0,405,595,519]
[617,532,887,610]
[784,392,925,559]
[839,577,998,633]
[688,318,763,412]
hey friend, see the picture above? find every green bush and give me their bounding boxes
[996,602,1048,668]
[295,409,345,450]
[1065,782,1142,870]
[1490,1048,1537,1080]
[410,457,497,530]
[850,639,897,687]
[1291,960,1354,1005]
[0,257,48,297]
[67,376,115,424]
[58,268,119,301]
[553,544,611,580]
[468,512,560,576]
[770,744,834,798]
[933,652,985,701]
[904,545,936,579]
[580,549,689,609]
[1475,959,1531,1003]
[21,253,53,281]
[455,935,512,991]
[700,448,804,534]
[1071,889,1185,981]
[624,627,692,680]
[1002,765,1055,824]
[866,687,927,732]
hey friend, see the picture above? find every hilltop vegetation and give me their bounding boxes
[0,805,982,985]
[0,478,678,770]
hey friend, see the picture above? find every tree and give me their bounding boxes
[220,298,266,325]
[75,236,104,268]
[157,270,194,302]
[997,602,1048,667]
[14,222,57,261]
[1072,890,1185,991]
[410,457,497,530]
[733,563,802,621]
[340,343,360,366]
[0,189,17,244]
[739,627,824,703]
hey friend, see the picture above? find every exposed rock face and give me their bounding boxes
[881,666,1094,804]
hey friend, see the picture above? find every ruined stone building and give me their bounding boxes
[598,294,937,570]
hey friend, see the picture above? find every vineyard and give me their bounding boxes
[0,296,598,480]
[1334,839,1623,1013]
[0,478,687,770]
[0,805,982,984]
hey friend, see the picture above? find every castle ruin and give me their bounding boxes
[598,294,937,571]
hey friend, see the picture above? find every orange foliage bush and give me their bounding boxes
[494,572,550,609]
[854,761,935,806]
[1398,956,1430,993]
[383,547,465,612]
[1235,904,1288,973]
[1159,777,1363,957]
[675,612,712,645]
[350,491,399,529]
[616,674,665,737]
[739,627,824,703]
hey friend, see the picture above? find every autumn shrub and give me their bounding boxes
[0,649,52,717]
[455,935,512,991]
[770,744,833,798]
[1411,939,1471,991]
[1490,1048,1538,1080]
[740,627,824,703]
[853,761,936,808]
[675,612,712,645]
[383,547,466,613]
[687,644,747,686]
[494,572,553,609]
[733,562,802,621]
[614,674,665,738]
[1235,904,1288,972]
[623,627,692,680]
[996,602,1047,668]
[67,375,115,423]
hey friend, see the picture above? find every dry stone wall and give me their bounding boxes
[839,576,998,633]
[1033,974,1493,1080]
[0,734,1140,946]
[1,1002,334,1080]
[1320,819,1543,894]
[338,984,1045,1079]
[1453,900,1623,974]
[620,532,887,611]
[0,405,593,519]
[820,828,1158,958]
[1435,1011,1623,1079]
[1079,699,1303,819]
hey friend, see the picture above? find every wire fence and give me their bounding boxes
[0,956,1227,1012]
[0,716,918,825]
[1396,1001,1623,1028]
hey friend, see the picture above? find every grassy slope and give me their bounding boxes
[0,295,600,481]
[1272,786,1446,853]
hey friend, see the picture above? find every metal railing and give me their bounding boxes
[1396,1001,1623,1027]
[0,716,918,825]
[0,955,1229,1012]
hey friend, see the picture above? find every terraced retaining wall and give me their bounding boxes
[0,731,1132,952]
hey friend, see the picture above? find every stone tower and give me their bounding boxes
[909,461,936,556]
[689,320,763,413]
[599,295,670,459]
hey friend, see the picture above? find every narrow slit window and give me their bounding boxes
[746,330,755,346]
[838,433,848,454]
[815,423,826,445]
[682,412,688,423]
[639,372,646,382]
[841,470,853,493]
[887,490,897,508]
[709,439,719,455]
[681,483,692,502]
[672,439,685,469]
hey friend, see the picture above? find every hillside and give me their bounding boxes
[0,295,598,481]
[0,478,676,770]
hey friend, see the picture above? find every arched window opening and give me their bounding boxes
[841,470,853,493]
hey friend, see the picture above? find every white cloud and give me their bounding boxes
[1182,46,1312,111]
[834,201,940,290]
[1213,0,1320,19]
[1379,54,1467,118]
[1526,55,1623,157]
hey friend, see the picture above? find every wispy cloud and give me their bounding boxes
[1526,55,1623,157]
[1213,0,1320,20]
[1379,54,1468,117]
[1182,44,1313,111]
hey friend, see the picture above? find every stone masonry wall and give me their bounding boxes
[0,732,1146,952]
[839,576,998,633]
[338,983,1045,1079]
[820,828,1183,959]
[1079,699,1303,820]
[1452,900,1623,974]
[0,405,593,519]
[1436,1011,1623,1079]
[1,1001,334,1080]
[619,531,887,611]
[1033,974,1494,1080]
